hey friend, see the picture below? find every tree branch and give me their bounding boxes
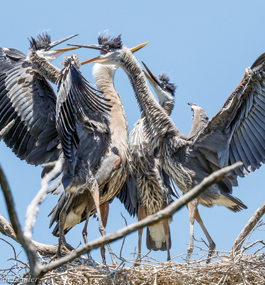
[232,201,265,253]
[0,164,42,281]
[0,215,69,256]
[24,157,64,240]
[38,162,242,278]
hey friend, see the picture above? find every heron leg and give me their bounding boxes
[99,202,117,266]
[194,208,216,263]
[82,213,93,259]
[58,192,74,257]
[134,205,146,266]
[186,198,198,262]
[162,218,171,261]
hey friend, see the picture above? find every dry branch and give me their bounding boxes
[24,157,64,240]
[38,162,243,277]
[232,202,265,253]
[0,215,69,256]
[0,164,41,282]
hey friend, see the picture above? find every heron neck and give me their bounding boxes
[93,63,129,163]
[118,47,180,147]
[28,51,61,84]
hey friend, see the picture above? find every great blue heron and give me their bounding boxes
[187,103,209,139]
[49,34,130,264]
[0,33,78,168]
[118,63,179,263]
[0,34,119,261]
[78,43,265,263]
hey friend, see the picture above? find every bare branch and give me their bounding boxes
[38,162,242,277]
[0,164,41,280]
[24,157,64,240]
[232,201,265,253]
[0,215,69,257]
[0,120,15,140]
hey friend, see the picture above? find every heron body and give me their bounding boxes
[49,35,130,264]
[121,68,179,261]
[81,44,265,263]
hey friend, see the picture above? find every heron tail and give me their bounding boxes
[146,222,171,251]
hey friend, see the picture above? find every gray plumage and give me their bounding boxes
[118,64,178,261]
[0,33,78,168]
[89,45,265,263]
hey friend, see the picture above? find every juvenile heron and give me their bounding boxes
[77,42,265,263]
[0,33,78,168]
[118,64,179,262]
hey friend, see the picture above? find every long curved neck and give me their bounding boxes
[28,50,61,84]
[118,47,180,147]
[93,63,129,163]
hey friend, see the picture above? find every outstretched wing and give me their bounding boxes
[0,47,60,166]
[194,53,265,177]
[56,58,111,162]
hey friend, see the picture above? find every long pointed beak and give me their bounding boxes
[81,55,108,66]
[48,34,79,50]
[68,44,107,53]
[142,61,160,86]
[130,42,149,53]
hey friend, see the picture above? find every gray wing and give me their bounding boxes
[161,169,180,199]
[194,53,265,177]
[56,60,111,162]
[117,171,139,217]
[0,47,60,166]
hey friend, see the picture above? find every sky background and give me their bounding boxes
[1,0,265,271]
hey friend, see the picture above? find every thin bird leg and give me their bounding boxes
[99,202,117,266]
[162,218,171,261]
[82,211,92,259]
[134,205,146,265]
[58,192,74,257]
[186,198,198,262]
[194,208,216,264]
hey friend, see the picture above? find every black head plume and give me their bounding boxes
[158,72,177,96]
[97,34,122,53]
[29,33,51,51]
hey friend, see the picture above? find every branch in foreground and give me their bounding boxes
[0,215,69,256]
[0,165,41,280]
[38,162,243,277]
[24,157,64,240]
[232,201,265,253]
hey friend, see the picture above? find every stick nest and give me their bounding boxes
[2,245,265,285]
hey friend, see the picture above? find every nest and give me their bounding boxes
[2,243,265,285]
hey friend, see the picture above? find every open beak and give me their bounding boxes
[142,61,160,87]
[81,55,108,66]
[69,44,107,53]
[130,42,149,53]
[47,34,79,50]
[78,41,149,66]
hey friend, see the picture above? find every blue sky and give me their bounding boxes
[1,1,265,270]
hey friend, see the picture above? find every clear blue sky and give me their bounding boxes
[1,1,265,270]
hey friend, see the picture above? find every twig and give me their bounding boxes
[232,201,265,253]
[24,157,64,240]
[120,213,127,260]
[36,162,243,277]
[0,215,69,256]
[0,120,15,140]
[0,164,41,282]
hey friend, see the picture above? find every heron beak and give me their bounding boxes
[81,55,108,66]
[68,44,107,53]
[142,61,160,86]
[47,34,79,50]
[130,42,149,53]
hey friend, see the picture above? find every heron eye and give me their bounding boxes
[105,45,109,50]
[163,85,167,89]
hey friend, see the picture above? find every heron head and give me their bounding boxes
[68,34,148,66]
[29,33,79,62]
[142,62,176,105]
